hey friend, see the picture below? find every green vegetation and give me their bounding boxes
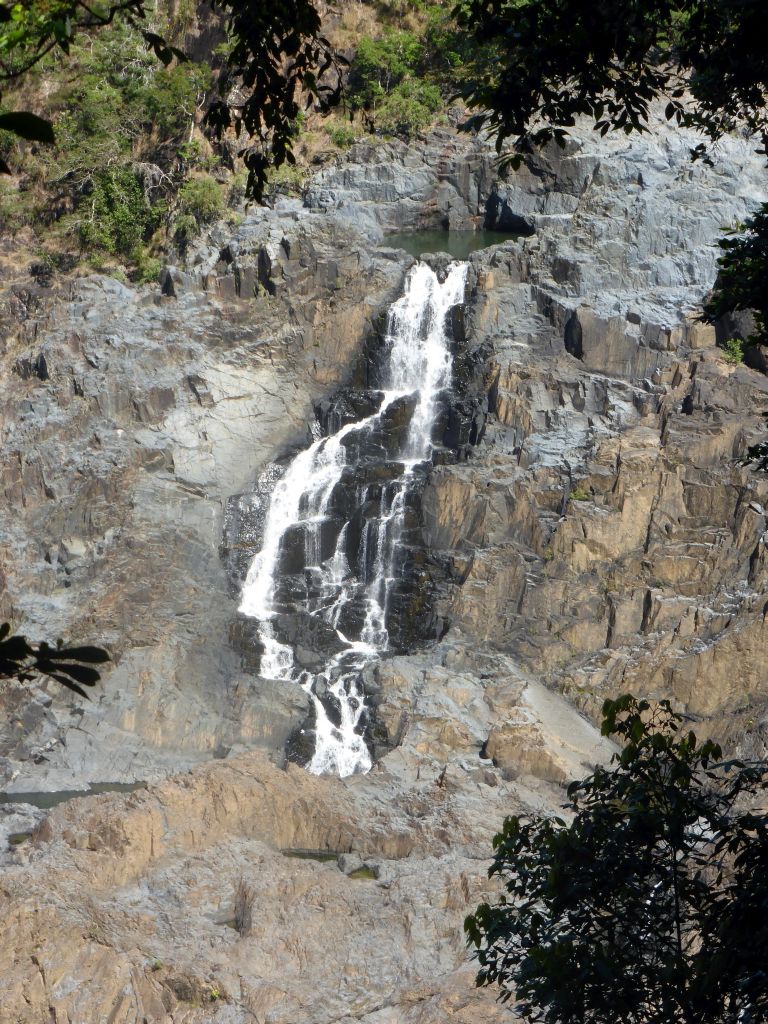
[704,203,768,349]
[78,168,159,257]
[0,13,219,275]
[325,119,357,148]
[177,176,224,225]
[376,79,442,137]
[264,160,309,196]
[132,249,163,285]
[569,485,591,502]
[202,0,344,199]
[350,31,424,107]
[466,695,768,1023]
[345,8,480,139]
[172,174,231,248]
[1,0,766,209]
[0,1,345,200]
[721,337,746,365]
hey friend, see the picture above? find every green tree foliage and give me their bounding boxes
[0,622,110,698]
[465,695,768,1024]
[349,31,424,106]
[177,175,224,224]
[703,204,768,347]
[173,174,224,244]
[0,14,218,265]
[453,0,768,166]
[0,0,185,169]
[78,167,159,255]
[421,2,485,84]
[347,28,444,138]
[377,79,441,137]
[0,1,344,200]
[325,119,357,149]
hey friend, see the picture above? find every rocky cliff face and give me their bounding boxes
[1,113,768,1022]
[0,208,408,791]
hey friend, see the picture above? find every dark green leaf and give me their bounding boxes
[47,645,110,663]
[0,112,55,144]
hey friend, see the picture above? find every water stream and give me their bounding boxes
[239,261,468,776]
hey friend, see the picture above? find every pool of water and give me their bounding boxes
[0,780,147,810]
[281,848,339,862]
[384,229,523,261]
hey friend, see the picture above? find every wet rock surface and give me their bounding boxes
[2,111,768,1021]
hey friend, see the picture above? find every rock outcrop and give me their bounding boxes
[0,639,613,1024]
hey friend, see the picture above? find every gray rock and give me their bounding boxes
[337,851,363,874]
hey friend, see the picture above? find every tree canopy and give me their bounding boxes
[0,0,184,163]
[702,202,768,348]
[453,0,768,167]
[465,695,768,1024]
[203,0,344,199]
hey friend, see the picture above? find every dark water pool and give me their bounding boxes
[0,780,147,810]
[384,229,523,260]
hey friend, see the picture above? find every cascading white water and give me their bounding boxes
[239,261,468,777]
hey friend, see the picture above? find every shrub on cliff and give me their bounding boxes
[349,31,424,108]
[177,175,224,226]
[377,80,442,138]
[78,167,160,256]
[466,695,768,1024]
[346,10,477,138]
[703,203,768,349]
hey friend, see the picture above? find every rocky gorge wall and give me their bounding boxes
[1,112,768,1022]
[0,208,410,791]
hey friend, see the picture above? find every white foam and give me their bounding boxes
[238,262,468,776]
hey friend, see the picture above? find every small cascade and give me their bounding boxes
[238,261,468,776]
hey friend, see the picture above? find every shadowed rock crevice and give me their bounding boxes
[484,190,536,235]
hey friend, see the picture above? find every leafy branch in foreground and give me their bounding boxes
[452,0,768,169]
[0,0,346,200]
[0,622,110,698]
[0,0,184,170]
[702,203,768,348]
[204,0,346,201]
[465,694,768,1024]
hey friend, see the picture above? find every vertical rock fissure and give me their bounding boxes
[239,262,468,777]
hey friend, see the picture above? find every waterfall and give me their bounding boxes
[239,261,468,777]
